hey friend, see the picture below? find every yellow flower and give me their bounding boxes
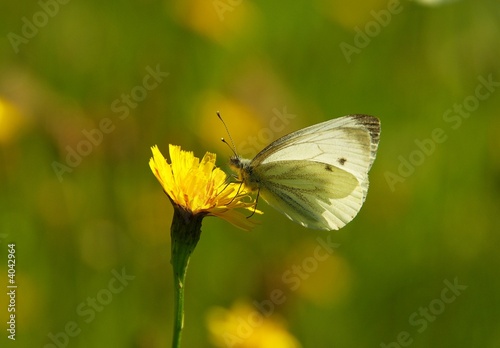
[149,145,262,347]
[149,144,259,230]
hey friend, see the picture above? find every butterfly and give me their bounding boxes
[224,114,380,231]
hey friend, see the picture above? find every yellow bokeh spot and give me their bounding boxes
[0,98,29,144]
[207,300,302,348]
[0,273,40,329]
[171,0,259,44]
[285,240,353,306]
[194,91,266,158]
[316,0,396,30]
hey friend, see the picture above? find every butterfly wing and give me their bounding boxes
[255,160,363,230]
[251,115,380,230]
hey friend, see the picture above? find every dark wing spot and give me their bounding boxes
[338,157,347,165]
[325,164,334,172]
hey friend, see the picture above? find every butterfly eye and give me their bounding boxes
[229,156,240,167]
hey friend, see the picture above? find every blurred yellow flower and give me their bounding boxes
[207,301,301,348]
[0,98,29,144]
[172,0,259,45]
[149,144,259,230]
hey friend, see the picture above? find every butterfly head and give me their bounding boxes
[229,155,259,190]
[229,155,251,175]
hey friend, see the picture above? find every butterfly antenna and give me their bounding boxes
[217,111,238,156]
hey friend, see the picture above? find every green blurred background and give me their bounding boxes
[1,0,499,347]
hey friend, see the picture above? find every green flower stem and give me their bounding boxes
[170,206,204,348]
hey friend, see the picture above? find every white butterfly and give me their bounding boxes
[228,114,381,231]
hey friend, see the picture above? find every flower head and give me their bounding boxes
[149,144,259,230]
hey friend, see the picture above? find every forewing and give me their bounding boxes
[256,160,364,230]
[252,114,380,203]
[254,115,379,173]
